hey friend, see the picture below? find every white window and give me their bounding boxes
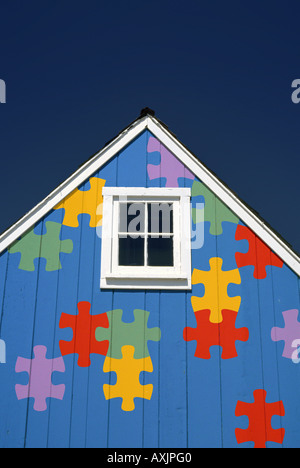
[100,187,191,289]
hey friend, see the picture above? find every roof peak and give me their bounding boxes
[139,107,155,118]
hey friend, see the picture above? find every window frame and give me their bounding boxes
[100,187,192,290]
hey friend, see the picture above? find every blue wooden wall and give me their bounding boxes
[0,129,299,448]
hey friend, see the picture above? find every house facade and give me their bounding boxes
[0,110,299,448]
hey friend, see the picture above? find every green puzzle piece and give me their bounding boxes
[192,180,239,235]
[8,221,73,271]
[95,309,161,359]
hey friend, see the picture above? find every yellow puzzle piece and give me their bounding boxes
[191,257,241,324]
[54,177,106,228]
[103,345,153,412]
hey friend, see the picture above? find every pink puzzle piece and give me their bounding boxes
[15,345,65,411]
[147,136,195,187]
[271,309,300,359]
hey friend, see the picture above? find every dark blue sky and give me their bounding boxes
[0,0,299,254]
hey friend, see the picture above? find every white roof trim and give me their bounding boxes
[0,114,299,277]
[0,116,149,254]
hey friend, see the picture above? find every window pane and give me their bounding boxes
[119,203,145,233]
[148,203,173,234]
[119,236,145,266]
[147,236,174,266]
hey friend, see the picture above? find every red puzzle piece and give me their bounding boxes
[235,225,283,279]
[235,389,285,448]
[183,309,249,359]
[59,301,109,367]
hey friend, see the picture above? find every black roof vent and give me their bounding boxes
[140,107,155,117]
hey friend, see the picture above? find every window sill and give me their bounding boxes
[100,274,191,290]
[105,272,188,280]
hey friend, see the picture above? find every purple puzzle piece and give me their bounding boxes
[15,345,65,411]
[147,136,195,187]
[271,309,300,359]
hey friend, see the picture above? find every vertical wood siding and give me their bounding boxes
[0,129,299,448]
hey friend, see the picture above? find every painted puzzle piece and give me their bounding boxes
[235,224,283,279]
[184,309,248,359]
[8,221,73,271]
[147,136,195,187]
[15,345,65,412]
[191,257,241,323]
[103,345,153,411]
[191,180,239,236]
[235,389,285,448]
[54,177,106,228]
[59,301,109,367]
[271,309,300,359]
[95,309,161,359]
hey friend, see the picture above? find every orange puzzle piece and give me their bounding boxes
[183,309,249,359]
[59,301,109,367]
[235,225,283,279]
[235,389,285,448]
